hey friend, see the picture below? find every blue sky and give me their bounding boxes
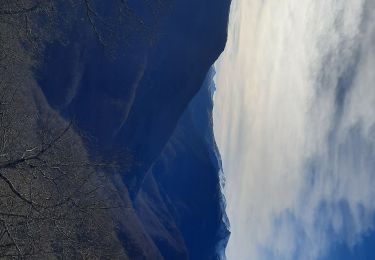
[325,228,375,260]
[213,0,375,259]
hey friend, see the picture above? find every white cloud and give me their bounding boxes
[213,0,375,259]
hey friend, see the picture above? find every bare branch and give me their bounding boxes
[0,172,34,205]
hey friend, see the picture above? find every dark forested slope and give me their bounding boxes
[0,0,231,258]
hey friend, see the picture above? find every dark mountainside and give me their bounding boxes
[0,0,230,259]
[135,69,230,259]
[40,0,230,199]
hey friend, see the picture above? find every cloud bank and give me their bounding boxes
[213,1,375,259]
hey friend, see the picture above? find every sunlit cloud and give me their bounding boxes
[213,1,375,259]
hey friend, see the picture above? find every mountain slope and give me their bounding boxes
[34,0,231,258]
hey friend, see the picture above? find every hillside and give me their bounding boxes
[0,0,231,258]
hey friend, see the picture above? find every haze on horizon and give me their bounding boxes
[213,0,375,259]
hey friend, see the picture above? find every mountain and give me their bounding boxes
[136,69,230,259]
[31,0,231,258]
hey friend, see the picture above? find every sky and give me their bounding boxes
[213,0,375,259]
